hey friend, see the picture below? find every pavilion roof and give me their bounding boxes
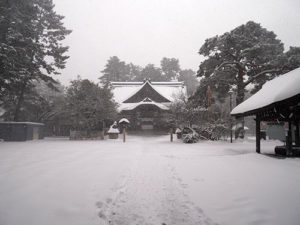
[231,67,300,120]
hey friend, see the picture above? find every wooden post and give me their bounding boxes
[170,128,173,142]
[123,127,126,143]
[286,121,292,156]
[256,117,261,153]
[295,121,300,147]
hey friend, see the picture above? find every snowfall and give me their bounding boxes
[0,136,300,225]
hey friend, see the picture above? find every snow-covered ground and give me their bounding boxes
[0,136,300,225]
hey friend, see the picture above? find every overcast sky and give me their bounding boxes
[53,0,300,85]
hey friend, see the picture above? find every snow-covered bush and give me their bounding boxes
[194,123,229,141]
[181,127,199,143]
[182,133,199,143]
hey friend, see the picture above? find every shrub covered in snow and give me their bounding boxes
[182,133,199,143]
[194,123,229,141]
[181,127,199,143]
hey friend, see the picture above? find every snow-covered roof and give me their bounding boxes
[107,127,119,134]
[111,81,186,104]
[119,118,130,124]
[119,98,169,111]
[231,67,300,116]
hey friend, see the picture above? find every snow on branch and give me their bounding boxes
[216,61,242,72]
[243,69,281,87]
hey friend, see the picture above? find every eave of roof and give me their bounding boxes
[119,98,169,111]
[231,94,300,122]
[231,67,300,118]
[111,81,184,86]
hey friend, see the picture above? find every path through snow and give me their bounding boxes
[96,143,217,225]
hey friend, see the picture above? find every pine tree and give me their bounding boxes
[127,63,142,81]
[195,21,300,138]
[197,21,285,105]
[160,57,181,81]
[140,64,163,81]
[99,56,130,85]
[0,0,71,121]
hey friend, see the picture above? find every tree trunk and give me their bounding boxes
[235,70,245,139]
[13,82,27,121]
[236,70,245,105]
[256,118,261,153]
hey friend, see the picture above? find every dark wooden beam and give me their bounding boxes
[295,121,300,147]
[256,117,261,154]
[286,122,293,156]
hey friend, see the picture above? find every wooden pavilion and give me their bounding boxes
[231,68,300,155]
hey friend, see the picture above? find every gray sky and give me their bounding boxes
[53,0,300,85]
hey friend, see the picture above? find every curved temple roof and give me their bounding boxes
[111,80,187,112]
[119,98,169,111]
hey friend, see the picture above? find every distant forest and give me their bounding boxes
[99,56,198,96]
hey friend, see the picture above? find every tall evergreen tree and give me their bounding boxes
[160,57,181,81]
[197,21,284,105]
[0,0,71,121]
[140,64,164,81]
[99,56,130,85]
[127,63,142,81]
[195,21,300,138]
[178,69,198,96]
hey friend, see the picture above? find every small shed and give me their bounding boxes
[0,122,45,141]
[231,68,300,155]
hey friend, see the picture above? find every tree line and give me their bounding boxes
[99,56,198,96]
